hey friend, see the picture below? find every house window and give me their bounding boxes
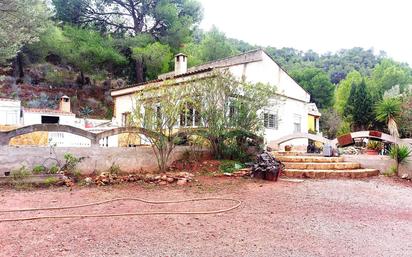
[293,114,302,133]
[229,104,236,120]
[156,106,162,122]
[41,116,59,124]
[121,112,131,127]
[180,103,201,127]
[264,113,278,129]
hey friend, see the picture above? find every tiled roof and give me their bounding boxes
[111,67,214,92]
[112,49,265,93]
[158,49,264,80]
[23,108,75,116]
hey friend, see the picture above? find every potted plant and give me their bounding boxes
[366,140,382,155]
[284,145,292,152]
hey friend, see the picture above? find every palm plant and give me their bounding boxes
[389,145,412,175]
[375,97,402,138]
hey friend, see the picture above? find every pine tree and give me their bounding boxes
[344,80,374,131]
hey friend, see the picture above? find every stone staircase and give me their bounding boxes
[274,152,379,179]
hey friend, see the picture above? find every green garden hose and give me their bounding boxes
[0,197,242,222]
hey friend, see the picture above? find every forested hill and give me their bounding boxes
[1,0,411,137]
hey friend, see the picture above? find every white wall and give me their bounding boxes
[114,94,136,126]
[263,98,309,147]
[0,99,21,126]
[226,52,310,103]
[227,51,310,147]
[22,111,76,126]
[48,132,91,147]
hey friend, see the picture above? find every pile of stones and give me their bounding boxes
[251,151,283,181]
[93,171,195,186]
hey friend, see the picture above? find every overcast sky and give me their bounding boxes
[199,0,412,65]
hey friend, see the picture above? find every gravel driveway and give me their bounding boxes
[0,177,411,257]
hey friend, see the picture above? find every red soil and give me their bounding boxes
[0,176,411,257]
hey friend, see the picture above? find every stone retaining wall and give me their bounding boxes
[0,146,207,175]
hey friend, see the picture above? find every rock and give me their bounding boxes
[84,177,93,185]
[177,179,187,186]
[154,176,161,180]
[159,181,167,185]
[167,177,175,183]
[161,175,168,181]
[145,174,155,182]
[401,174,409,179]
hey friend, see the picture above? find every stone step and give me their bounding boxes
[276,156,344,163]
[283,162,361,170]
[283,169,379,179]
[272,151,316,156]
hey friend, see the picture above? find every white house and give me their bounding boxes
[111,49,317,148]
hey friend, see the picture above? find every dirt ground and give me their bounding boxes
[0,176,411,257]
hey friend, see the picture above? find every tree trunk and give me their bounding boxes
[79,71,86,89]
[16,52,25,79]
[135,60,144,84]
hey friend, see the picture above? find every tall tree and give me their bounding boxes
[83,0,202,44]
[80,0,202,82]
[334,70,362,116]
[0,0,50,64]
[132,42,172,81]
[198,26,238,62]
[290,67,335,109]
[344,80,374,131]
[52,0,88,25]
[181,26,239,67]
[369,59,412,98]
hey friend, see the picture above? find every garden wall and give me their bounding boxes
[342,155,412,178]
[0,146,208,175]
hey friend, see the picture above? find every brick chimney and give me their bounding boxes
[59,95,71,113]
[174,53,187,76]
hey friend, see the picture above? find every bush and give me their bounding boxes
[44,69,74,86]
[221,141,252,162]
[389,144,412,174]
[32,165,46,174]
[63,153,84,178]
[12,166,31,180]
[366,140,383,151]
[108,162,121,175]
[219,160,244,174]
[49,165,59,174]
[28,25,127,75]
[44,177,60,186]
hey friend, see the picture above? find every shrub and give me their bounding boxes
[12,166,31,180]
[384,165,398,177]
[108,162,121,175]
[63,153,84,177]
[32,165,46,174]
[44,177,60,186]
[44,69,74,86]
[219,160,244,174]
[49,165,59,174]
[366,140,383,151]
[389,144,412,175]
